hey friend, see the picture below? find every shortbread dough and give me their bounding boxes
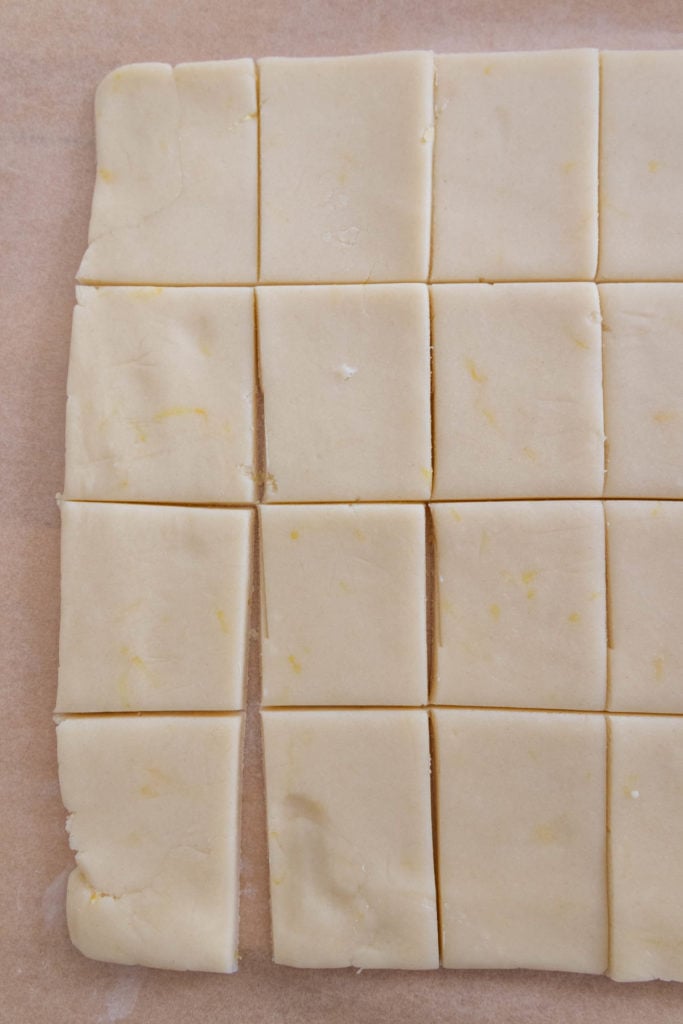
[258,285,431,501]
[599,51,683,281]
[57,714,243,973]
[260,504,427,706]
[601,284,683,498]
[259,52,433,283]
[606,501,683,713]
[78,61,257,285]
[433,709,607,973]
[609,715,683,981]
[431,501,607,710]
[431,50,598,281]
[431,284,604,499]
[56,502,253,712]
[64,286,256,504]
[262,710,439,968]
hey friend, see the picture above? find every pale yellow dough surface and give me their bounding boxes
[57,502,253,712]
[601,284,683,498]
[78,61,257,285]
[431,284,604,500]
[259,52,433,284]
[433,709,607,973]
[260,504,427,706]
[431,50,598,282]
[57,715,243,973]
[606,501,683,713]
[599,50,683,281]
[258,285,431,502]
[609,715,683,981]
[431,501,607,710]
[64,286,256,504]
[262,710,439,969]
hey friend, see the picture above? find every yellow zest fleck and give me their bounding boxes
[339,579,350,593]
[590,591,600,601]
[489,603,501,621]
[523,446,538,462]
[421,466,433,481]
[450,509,462,523]
[216,609,230,634]
[290,530,299,541]
[482,407,497,428]
[648,159,661,173]
[651,505,661,517]
[521,570,538,585]
[653,410,677,424]
[153,406,207,422]
[131,421,147,443]
[561,161,575,174]
[653,656,665,682]
[568,612,581,624]
[483,64,493,75]
[534,822,557,845]
[139,784,159,798]
[98,167,114,183]
[526,588,537,600]
[353,527,365,541]
[288,654,302,674]
[466,358,487,383]
[573,336,590,350]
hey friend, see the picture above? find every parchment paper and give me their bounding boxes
[3,2,683,1021]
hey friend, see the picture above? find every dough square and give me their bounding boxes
[57,715,243,973]
[431,501,607,710]
[258,52,433,283]
[56,502,253,712]
[431,50,598,282]
[78,61,257,285]
[258,285,432,502]
[599,51,683,281]
[431,284,604,500]
[601,284,683,498]
[261,504,427,707]
[608,714,683,982]
[261,709,438,969]
[433,708,608,973]
[64,286,256,505]
[606,501,683,713]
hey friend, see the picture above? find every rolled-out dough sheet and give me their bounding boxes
[261,709,439,969]
[431,501,607,710]
[258,284,432,502]
[609,714,683,981]
[56,501,253,712]
[599,50,683,281]
[77,61,258,285]
[606,501,683,713]
[57,714,243,973]
[431,50,598,282]
[260,504,427,707]
[431,283,604,500]
[64,285,257,504]
[433,708,608,973]
[259,52,433,284]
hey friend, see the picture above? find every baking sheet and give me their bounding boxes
[3,1,683,1020]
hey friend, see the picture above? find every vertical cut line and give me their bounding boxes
[604,501,613,713]
[257,505,269,642]
[253,288,266,505]
[425,503,435,708]
[427,709,444,965]
[427,56,438,284]
[596,51,604,283]
[428,285,437,500]
[605,713,614,977]
[255,60,262,284]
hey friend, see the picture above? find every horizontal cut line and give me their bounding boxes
[53,710,245,720]
[261,705,683,717]
[73,279,683,289]
[59,497,683,509]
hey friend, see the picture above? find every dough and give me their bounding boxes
[56,502,253,712]
[258,52,433,283]
[77,61,257,285]
[601,284,683,498]
[431,501,607,710]
[431,50,598,281]
[431,283,604,499]
[433,709,608,973]
[64,286,256,504]
[260,504,427,706]
[57,714,243,973]
[606,501,683,713]
[258,284,431,501]
[599,51,683,281]
[261,709,439,968]
[609,714,683,981]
